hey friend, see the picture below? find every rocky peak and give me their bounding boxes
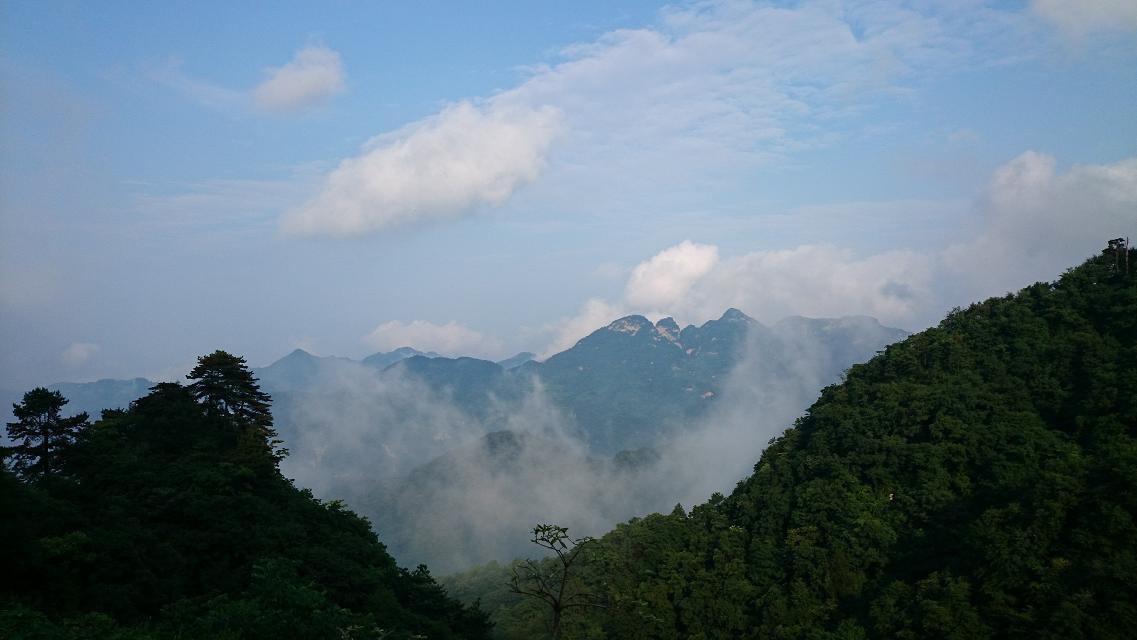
[719,308,755,323]
[655,317,681,344]
[606,315,652,335]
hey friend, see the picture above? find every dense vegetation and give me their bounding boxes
[446,248,1137,638]
[1,351,491,639]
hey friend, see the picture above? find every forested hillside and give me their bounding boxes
[446,248,1137,639]
[1,352,490,639]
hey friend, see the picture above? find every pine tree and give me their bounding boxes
[186,350,286,463]
[3,387,88,480]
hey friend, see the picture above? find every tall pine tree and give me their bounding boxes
[3,387,88,480]
[186,350,286,463]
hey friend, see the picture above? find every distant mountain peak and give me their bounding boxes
[655,317,681,344]
[263,348,318,369]
[720,308,754,322]
[361,346,441,370]
[497,352,537,370]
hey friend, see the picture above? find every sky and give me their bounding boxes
[1,0,1135,389]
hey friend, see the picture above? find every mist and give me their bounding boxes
[273,317,895,574]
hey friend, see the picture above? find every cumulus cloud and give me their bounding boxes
[543,151,1137,352]
[688,245,933,325]
[625,241,719,309]
[942,151,1137,296]
[252,45,345,111]
[282,101,563,235]
[363,319,503,358]
[60,342,99,367]
[1032,0,1137,37]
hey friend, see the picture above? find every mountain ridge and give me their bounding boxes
[444,247,1137,638]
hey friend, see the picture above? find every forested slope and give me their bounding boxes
[1,353,490,639]
[447,247,1137,639]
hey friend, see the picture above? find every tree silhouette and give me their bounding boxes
[186,350,285,463]
[509,523,602,640]
[3,387,88,480]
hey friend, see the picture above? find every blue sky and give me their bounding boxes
[2,0,1135,388]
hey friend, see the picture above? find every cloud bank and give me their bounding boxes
[363,319,504,359]
[544,151,1137,353]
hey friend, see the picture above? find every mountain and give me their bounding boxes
[334,310,906,571]
[383,355,524,414]
[445,248,1137,639]
[317,309,904,455]
[533,309,905,452]
[1,347,435,429]
[2,378,153,427]
[252,348,363,392]
[361,346,440,370]
[496,352,536,370]
[7,310,907,538]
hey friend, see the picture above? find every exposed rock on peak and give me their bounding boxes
[655,317,681,344]
[606,315,652,335]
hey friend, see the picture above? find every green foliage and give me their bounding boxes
[450,248,1137,639]
[1,352,490,639]
[4,387,89,480]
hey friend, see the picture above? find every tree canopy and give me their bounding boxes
[186,349,286,464]
[3,387,88,481]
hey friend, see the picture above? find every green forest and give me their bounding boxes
[445,247,1137,639]
[1,352,491,639]
[4,247,1136,638]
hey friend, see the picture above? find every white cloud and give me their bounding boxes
[625,240,719,309]
[942,151,1137,296]
[153,45,345,114]
[286,1,1035,237]
[539,298,626,359]
[688,245,933,326]
[283,101,563,236]
[252,45,345,112]
[1032,0,1137,38]
[60,342,99,368]
[363,320,504,359]
[541,151,1137,354]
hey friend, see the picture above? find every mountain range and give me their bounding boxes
[5,310,904,455]
[294,310,906,571]
[3,309,906,573]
